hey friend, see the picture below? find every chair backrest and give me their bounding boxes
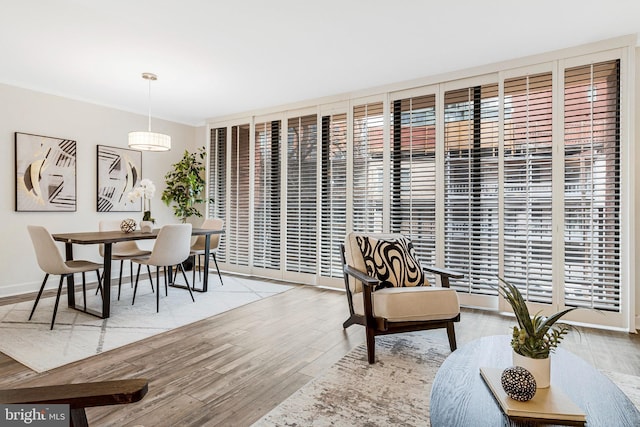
[98,219,142,257]
[27,225,67,275]
[148,224,192,267]
[193,218,224,250]
[344,232,428,293]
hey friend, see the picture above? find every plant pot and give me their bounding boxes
[512,350,550,388]
[140,221,154,233]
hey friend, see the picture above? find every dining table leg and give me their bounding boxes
[201,234,211,292]
[102,243,112,318]
[64,242,76,308]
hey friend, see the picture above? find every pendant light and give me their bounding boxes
[128,72,171,151]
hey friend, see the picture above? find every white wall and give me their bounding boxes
[0,83,198,296]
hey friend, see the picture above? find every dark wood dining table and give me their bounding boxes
[52,227,224,319]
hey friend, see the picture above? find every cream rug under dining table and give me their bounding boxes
[0,275,292,372]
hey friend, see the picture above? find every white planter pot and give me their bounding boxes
[512,350,550,388]
[140,221,154,233]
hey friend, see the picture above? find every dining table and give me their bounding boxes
[52,227,224,319]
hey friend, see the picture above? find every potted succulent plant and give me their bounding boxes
[496,276,577,388]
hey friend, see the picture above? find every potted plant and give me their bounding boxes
[496,276,577,388]
[161,147,211,223]
[127,178,156,232]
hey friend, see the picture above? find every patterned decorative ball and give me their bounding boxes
[501,366,537,401]
[120,218,137,233]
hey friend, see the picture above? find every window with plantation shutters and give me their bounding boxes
[320,113,347,279]
[286,114,317,274]
[228,124,250,267]
[444,85,499,295]
[563,60,620,311]
[254,120,281,270]
[209,127,227,262]
[503,73,553,303]
[390,95,437,266]
[353,102,385,233]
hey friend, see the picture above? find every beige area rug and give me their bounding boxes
[255,332,640,427]
[0,275,292,372]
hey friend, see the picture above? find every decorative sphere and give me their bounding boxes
[120,218,137,233]
[501,366,537,401]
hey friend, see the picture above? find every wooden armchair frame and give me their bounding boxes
[341,243,463,364]
[0,378,148,427]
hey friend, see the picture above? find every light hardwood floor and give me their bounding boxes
[0,278,638,426]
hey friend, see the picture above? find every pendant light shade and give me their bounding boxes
[128,72,171,151]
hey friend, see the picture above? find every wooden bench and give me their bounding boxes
[0,378,148,427]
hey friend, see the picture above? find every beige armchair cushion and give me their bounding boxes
[352,286,460,322]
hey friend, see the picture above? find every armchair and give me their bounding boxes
[341,232,463,364]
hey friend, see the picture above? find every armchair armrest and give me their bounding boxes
[343,264,378,289]
[422,266,463,288]
[422,266,464,279]
[0,378,148,427]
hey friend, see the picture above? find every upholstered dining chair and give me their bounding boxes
[341,232,463,364]
[131,224,194,312]
[27,225,103,329]
[189,218,224,287]
[98,220,152,300]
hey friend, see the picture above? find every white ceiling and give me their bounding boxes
[1,0,639,126]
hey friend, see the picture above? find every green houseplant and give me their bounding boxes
[161,147,211,223]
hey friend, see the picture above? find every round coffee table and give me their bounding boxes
[430,335,640,426]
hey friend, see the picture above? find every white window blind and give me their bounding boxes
[390,95,437,267]
[353,102,385,233]
[286,114,317,274]
[254,120,281,270]
[320,113,347,279]
[444,85,499,295]
[563,60,620,311]
[228,124,250,267]
[503,73,554,303]
[209,127,227,262]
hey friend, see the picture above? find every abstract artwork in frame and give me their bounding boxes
[15,132,77,212]
[97,145,142,212]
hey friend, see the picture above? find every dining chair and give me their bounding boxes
[98,220,152,300]
[27,225,103,329]
[131,224,195,312]
[188,218,224,287]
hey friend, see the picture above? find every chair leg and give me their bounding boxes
[164,267,168,296]
[366,327,376,364]
[29,274,49,320]
[117,260,124,301]
[132,264,142,305]
[95,270,102,301]
[82,272,87,311]
[446,322,457,352]
[95,270,103,297]
[192,255,197,288]
[179,263,195,302]
[50,276,65,330]
[156,266,160,313]
[130,260,134,288]
[211,253,223,286]
[146,265,154,292]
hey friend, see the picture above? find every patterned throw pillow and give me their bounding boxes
[356,236,426,290]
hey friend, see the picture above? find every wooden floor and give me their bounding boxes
[0,279,638,426]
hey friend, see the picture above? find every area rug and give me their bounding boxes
[0,275,292,372]
[254,332,640,427]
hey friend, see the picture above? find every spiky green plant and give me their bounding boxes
[497,276,576,359]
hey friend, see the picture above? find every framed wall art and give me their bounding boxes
[96,145,142,212]
[15,132,77,212]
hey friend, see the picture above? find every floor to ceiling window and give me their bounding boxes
[208,40,632,330]
[253,120,281,271]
